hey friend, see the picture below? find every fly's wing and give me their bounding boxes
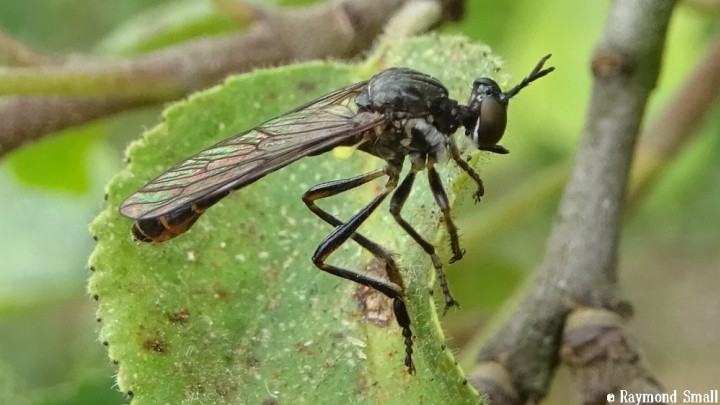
[120,80,387,221]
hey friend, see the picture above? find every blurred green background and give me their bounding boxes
[0,1,718,403]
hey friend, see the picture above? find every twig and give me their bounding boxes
[0,0,462,157]
[629,30,720,207]
[0,95,151,154]
[467,0,677,403]
[210,0,258,23]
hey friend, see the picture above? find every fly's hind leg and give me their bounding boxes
[303,169,403,286]
[306,168,415,374]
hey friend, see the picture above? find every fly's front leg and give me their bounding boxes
[310,170,415,374]
[426,165,465,265]
[302,169,403,286]
[389,167,460,313]
[449,141,485,203]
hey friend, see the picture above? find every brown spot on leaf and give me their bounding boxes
[168,307,190,324]
[296,80,317,94]
[213,284,230,301]
[143,338,168,353]
[354,258,393,327]
[245,355,260,368]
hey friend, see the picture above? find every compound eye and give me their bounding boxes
[472,96,507,147]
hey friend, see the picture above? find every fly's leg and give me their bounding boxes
[426,165,465,264]
[310,169,415,374]
[302,169,403,286]
[449,141,485,203]
[389,168,460,314]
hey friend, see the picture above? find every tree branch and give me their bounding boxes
[0,0,461,157]
[468,0,677,403]
[629,30,720,207]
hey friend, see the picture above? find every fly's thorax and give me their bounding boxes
[355,67,450,117]
[358,109,452,163]
[353,68,461,164]
[428,97,462,135]
[403,117,449,164]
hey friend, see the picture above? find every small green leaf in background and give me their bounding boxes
[89,35,504,404]
[5,125,99,194]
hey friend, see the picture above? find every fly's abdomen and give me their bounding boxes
[131,193,226,242]
[131,207,201,242]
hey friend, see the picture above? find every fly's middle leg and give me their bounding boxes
[426,165,465,264]
[389,167,460,314]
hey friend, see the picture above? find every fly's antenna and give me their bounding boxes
[500,54,555,104]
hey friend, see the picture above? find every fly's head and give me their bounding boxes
[463,77,509,154]
[460,54,555,155]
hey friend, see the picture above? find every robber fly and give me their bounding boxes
[120,55,554,374]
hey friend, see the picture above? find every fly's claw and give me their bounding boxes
[449,248,465,264]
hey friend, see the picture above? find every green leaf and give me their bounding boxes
[89,35,503,404]
[4,125,98,193]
